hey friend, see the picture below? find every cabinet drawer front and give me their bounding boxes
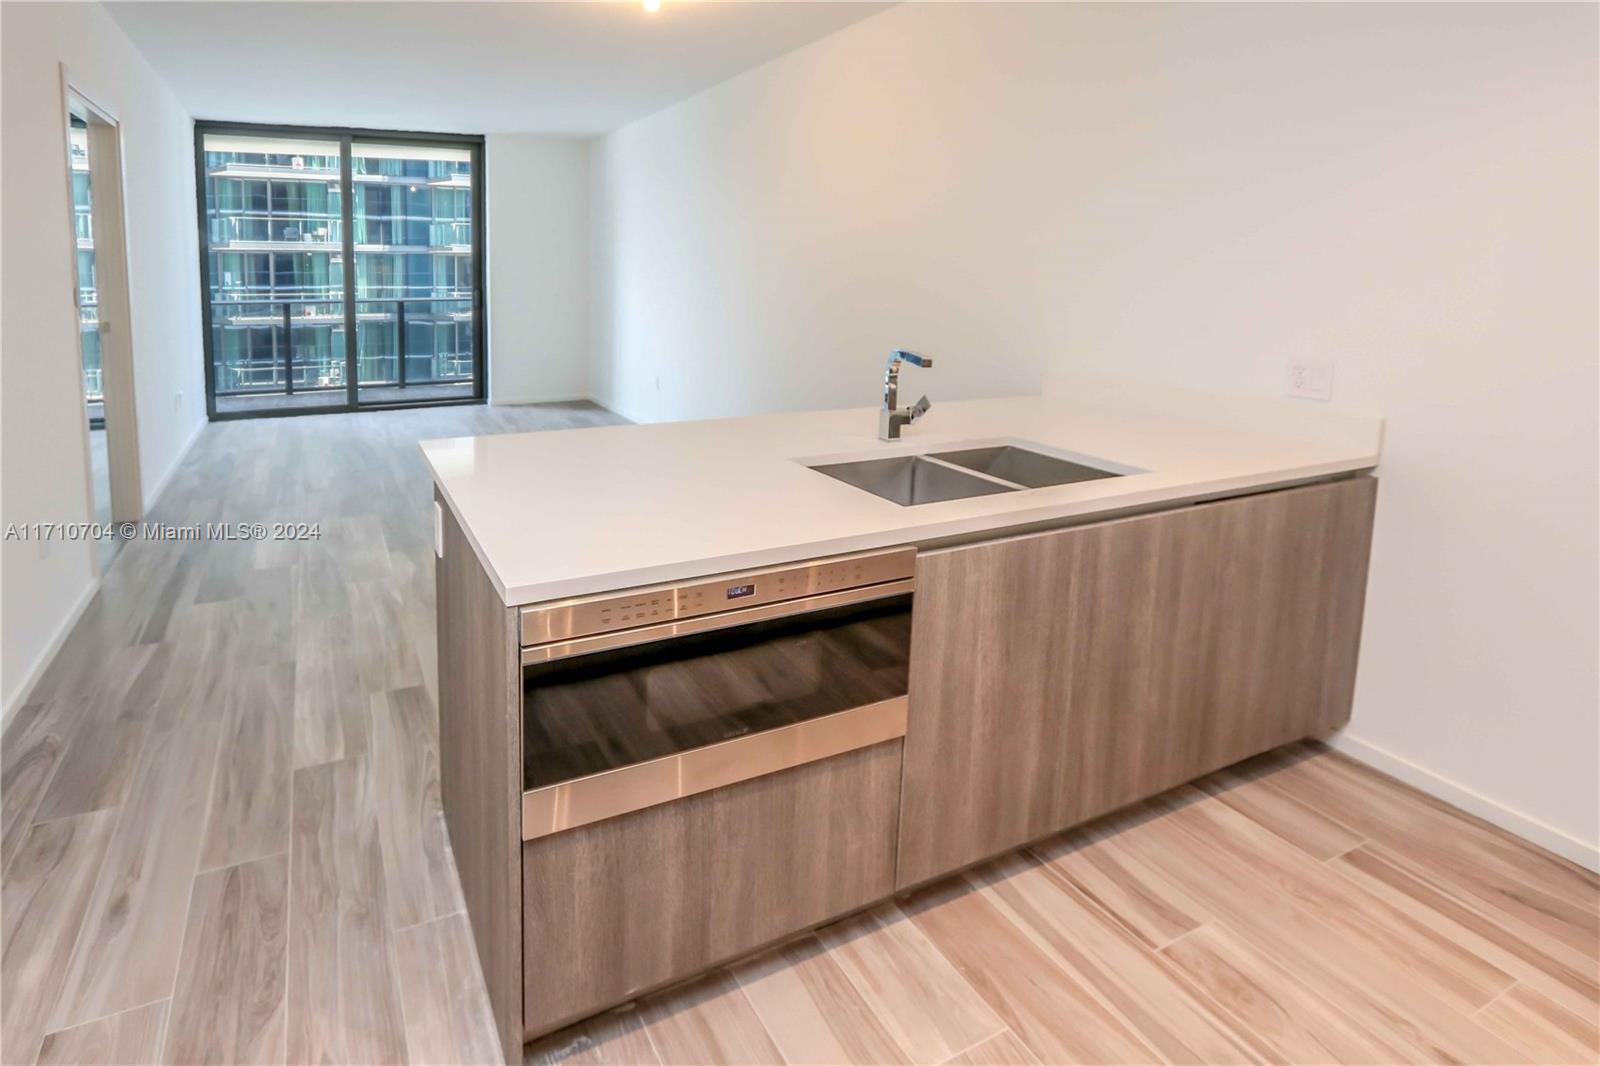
[522,740,902,1038]
[896,477,1377,889]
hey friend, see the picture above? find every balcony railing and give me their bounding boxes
[78,306,104,402]
[208,214,467,249]
[209,296,474,397]
[210,214,340,246]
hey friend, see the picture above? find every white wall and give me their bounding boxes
[1030,3,1599,867]
[1,1,205,711]
[587,3,1599,864]
[588,4,1062,423]
[486,134,591,404]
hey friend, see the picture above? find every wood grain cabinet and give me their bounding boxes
[522,741,902,1038]
[895,476,1378,888]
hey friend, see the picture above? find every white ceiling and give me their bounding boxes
[106,1,892,137]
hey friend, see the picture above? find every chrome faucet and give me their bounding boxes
[880,349,934,441]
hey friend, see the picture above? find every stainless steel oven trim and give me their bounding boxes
[519,578,916,664]
[521,695,907,841]
[519,546,916,647]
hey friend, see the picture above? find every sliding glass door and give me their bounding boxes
[200,130,347,414]
[196,124,484,418]
[351,141,477,406]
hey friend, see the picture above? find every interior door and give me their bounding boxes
[70,94,142,542]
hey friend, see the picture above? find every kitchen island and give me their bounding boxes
[421,383,1382,1062]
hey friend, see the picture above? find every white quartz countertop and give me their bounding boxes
[420,388,1382,607]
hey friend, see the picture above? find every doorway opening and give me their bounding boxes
[194,122,486,419]
[66,87,141,567]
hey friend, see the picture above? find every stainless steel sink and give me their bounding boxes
[809,456,1017,506]
[930,445,1121,488]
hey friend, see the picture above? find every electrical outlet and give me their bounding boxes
[174,390,183,411]
[1286,359,1334,401]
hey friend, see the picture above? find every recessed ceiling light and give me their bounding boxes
[642,0,661,12]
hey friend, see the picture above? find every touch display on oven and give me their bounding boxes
[726,583,756,600]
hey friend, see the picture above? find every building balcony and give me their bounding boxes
[208,295,477,415]
[206,161,472,187]
[207,214,470,252]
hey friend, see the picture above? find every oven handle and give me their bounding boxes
[519,577,915,665]
[522,695,908,840]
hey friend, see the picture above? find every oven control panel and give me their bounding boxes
[520,547,916,647]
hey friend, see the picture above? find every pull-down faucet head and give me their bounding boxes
[880,349,935,441]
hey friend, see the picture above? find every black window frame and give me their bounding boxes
[193,119,487,421]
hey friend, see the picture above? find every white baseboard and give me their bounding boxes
[1,575,100,728]
[1327,732,1599,872]
[489,392,592,407]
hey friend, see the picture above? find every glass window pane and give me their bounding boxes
[201,131,477,413]
[203,131,344,412]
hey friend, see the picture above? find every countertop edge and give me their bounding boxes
[425,449,1378,609]
[426,451,516,604]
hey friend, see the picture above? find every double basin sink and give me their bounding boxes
[811,443,1123,506]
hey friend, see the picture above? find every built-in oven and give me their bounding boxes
[518,547,915,841]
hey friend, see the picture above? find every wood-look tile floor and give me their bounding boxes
[4,402,1596,1066]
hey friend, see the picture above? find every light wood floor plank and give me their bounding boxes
[1330,843,1599,1021]
[637,970,783,1066]
[524,1005,661,1066]
[816,903,1004,1063]
[50,722,221,1031]
[151,602,246,734]
[1157,786,1518,1013]
[36,1000,168,1066]
[229,568,295,672]
[286,757,408,1065]
[32,695,151,822]
[1109,790,1529,1064]
[134,553,200,646]
[291,609,370,769]
[942,1030,1039,1066]
[164,853,289,1065]
[732,936,909,1065]
[1197,759,1366,860]
[351,580,425,696]
[1475,982,1600,1064]
[0,809,119,1066]
[329,514,394,585]
[370,685,463,931]
[0,700,68,874]
[1276,748,1598,951]
[966,852,1263,1064]
[32,642,168,822]
[1313,747,1597,906]
[394,912,501,1066]
[1160,924,1414,1064]
[903,877,1164,1065]
[1030,817,1212,950]
[199,664,294,871]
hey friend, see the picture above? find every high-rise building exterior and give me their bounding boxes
[70,122,102,421]
[199,129,481,413]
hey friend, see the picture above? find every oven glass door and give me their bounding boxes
[522,593,911,792]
